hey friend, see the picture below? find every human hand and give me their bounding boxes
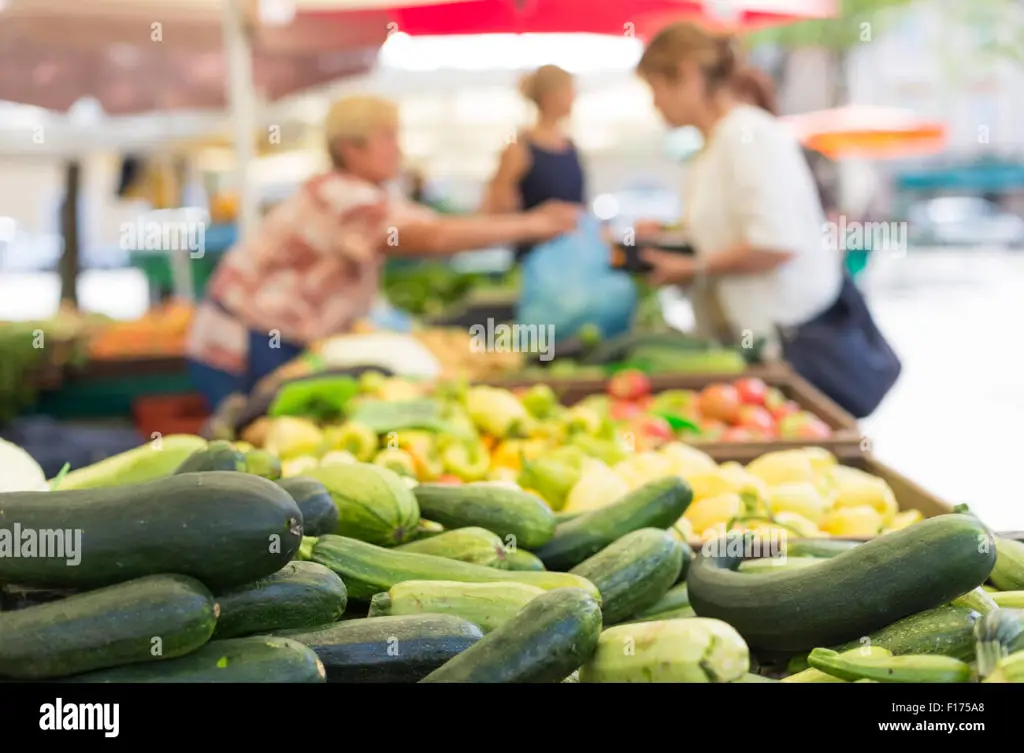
[632,219,664,241]
[642,248,698,287]
[528,200,580,238]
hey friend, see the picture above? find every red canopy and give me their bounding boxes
[384,0,837,37]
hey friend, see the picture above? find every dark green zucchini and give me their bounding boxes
[212,561,347,640]
[830,604,979,660]
[991,537,1024,590]
[0,472,302,590]
[61,636,325,683]
[275,614,483,682]
[174,440,247,473]
[569,528,683,624]
[0,574,217,679]
[687,515,997,652]
[420,587,602,683]
[412,483,557,549]
[784,539,860,558]
[504,549,546,571]
[276,477,339,537]
[533,477,693,571]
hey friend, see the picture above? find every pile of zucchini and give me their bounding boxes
[2,437,1024,683]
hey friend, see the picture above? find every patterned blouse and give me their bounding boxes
[186,171,433,376]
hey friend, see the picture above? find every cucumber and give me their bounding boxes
[62,636,325,683]
[504,548,546,571]
[992,591,1024,608]
[991,537,1024,591]
[396,527,509,568]
[174,440,247,473]
[412,483,557,550]
[275,614,482,682]
[0,574,216,679]
[830,604,979,660]
[555,511,582,524]
[631,582,689,621]
[579,618,749,683]
[983,651,1024,683]
[807,648,972,683]
[0,472,303,590]
[414,519,445,540]
[570,528,684,624]
[50,435,207,490]
[368,580,545,633]
[276,477,338,537]
[781,646,891,682]
[687,515,997,652]
[421,587,602,683]
[674,539,695,583]
[533,477,693,571]
[974,608,1024,677]
[310,535,600,601]
[629,606,696,622]
[304,463,420,546]
[737,556,825,574]
[212,562,348,640]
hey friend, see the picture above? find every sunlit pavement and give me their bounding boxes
[2,249,1022,528]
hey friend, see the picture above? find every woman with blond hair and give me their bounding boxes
[634,22,899,418]
[482,64,586,259]
[186,94,578,409]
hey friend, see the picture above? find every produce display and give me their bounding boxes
[1,433,1022,684]
[86,299,194,359]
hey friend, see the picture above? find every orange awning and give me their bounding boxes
[782,105,947,160]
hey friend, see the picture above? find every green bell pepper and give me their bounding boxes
[441,441,490,482]
[517,456,582,511]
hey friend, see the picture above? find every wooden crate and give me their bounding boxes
[497,363,863,460]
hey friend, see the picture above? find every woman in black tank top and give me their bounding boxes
[481,65,586,260]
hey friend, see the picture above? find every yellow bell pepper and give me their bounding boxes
[821,505,884,537]
[613,452,674,488]
[322,421,378,461]
[684,492,743,535]
[764,483,831,526]
[800,447,838,472]
[563,458,631,514]
[264,417,324,460]
[490,439,547,472]
[881,509,923,533]
[373,448,417,477]
[281,455,320,478]
[466,386,530,438]
[825,466,898,526]
[745,450,819,487]
[659,442,718,477]
[441,441,491,482]
[487,466,520,483]
[562,405,604,436]
[377,378,423,402]
[773,511,824,538]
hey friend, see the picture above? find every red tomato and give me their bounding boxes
[736,405,777,436]
[697,383,742,423]
[778,413,832,439]
[435,475,464,485]
[607,369,652,401]
[720,427,755,442]
[733,378,768,405]
[609,399,643,422]
[770,400,802,421]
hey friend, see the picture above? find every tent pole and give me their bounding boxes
[223,0,259,241]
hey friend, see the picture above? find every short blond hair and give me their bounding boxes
[518,65,572,107]
[324,94,399,168]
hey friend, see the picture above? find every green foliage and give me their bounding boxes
[747,0,917,50]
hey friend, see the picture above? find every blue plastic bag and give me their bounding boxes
[516,214,637,342]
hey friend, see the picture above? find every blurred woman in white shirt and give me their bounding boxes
[635,22,842,352]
